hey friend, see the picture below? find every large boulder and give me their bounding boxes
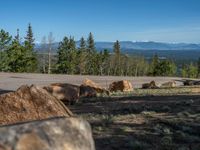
[161,81,176,88]
[183,80,200,86]
[44,83,80,105]
[0,85,72,125]
[82,79,109,95]
[0,117,95,150]
[142,81,158,89]
[109,80,133,92]
[80,85,97,98]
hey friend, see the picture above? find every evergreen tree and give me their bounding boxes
[57,37,69,73]
[98,49,110,75]
[181,64,188,78]
[149,54,176,76]
[102,49,110,74]
[0,29,12,51]
[188,63,198,78]
[181,63,198,78]
[24,23,35,50]
[0,29,12,71]
[56,36,77,74]
[80,37,86,49]
[149,54,159,76]
[5,28,37,73]
[77,37,87,74]
[24,23,37,72]
[68,36,77,74]
[87,32,95,53]
[197,57,200,77]
[15,29,20,43]
[157,60,176,76]
[86,32,97,74]
[113,40,121,75]
[113,40,120,55]
[6,31,26,72]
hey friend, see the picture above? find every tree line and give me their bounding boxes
[0,24,37,72]
[0,24,200,78]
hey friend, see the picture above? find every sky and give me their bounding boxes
[1,0,200,43]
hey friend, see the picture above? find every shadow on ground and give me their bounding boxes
[69,95,200,150]
[0,89,13,95]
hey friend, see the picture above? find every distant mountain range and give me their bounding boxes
[35,41,200,53]
[95,41,200,50]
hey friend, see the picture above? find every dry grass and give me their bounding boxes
[70,94,200,150]
[110,86,200,97]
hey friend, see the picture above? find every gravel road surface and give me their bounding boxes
[0,73,184,92]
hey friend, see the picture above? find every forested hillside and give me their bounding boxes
[1,24,200,78]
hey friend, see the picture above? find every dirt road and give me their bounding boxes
[0,72,183,92]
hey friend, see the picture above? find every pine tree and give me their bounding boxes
[24,23,37,72]
[5,28,37,73]
[15,29,20,43]
[113,40,121,75]
[57,37,69,73]
[0,29,12,71]
[113,40,120,55]
[158,60,176,76]
[150,54,159,76]
[181,63,197,78]
[68,36,77,74]
[77,37,87,74]
[56,36,77,74]
[188,63,198,78]
[87,32,95,53]
[0,29,12,51]
[149,54,176,76]
[24,23,35,50]
[80,37,86,49]
[6,31,26,72]
[97,49,110,75]
[68,36,76,49]
[102,49,110,75]
[86,32,97,74]
[181,64,188,78]
[197,57,200,77]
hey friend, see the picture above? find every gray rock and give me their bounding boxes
[0,117,95,150]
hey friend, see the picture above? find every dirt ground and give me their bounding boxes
[0,72,183,92]
[70,95,200,150]
[1,73,200,149]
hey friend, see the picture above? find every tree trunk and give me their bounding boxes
[43,54,46,73]
[48,47,51,74]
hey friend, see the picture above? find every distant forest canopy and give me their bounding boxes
[0,24,200,78]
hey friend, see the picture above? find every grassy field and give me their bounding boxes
[70,93,200,150]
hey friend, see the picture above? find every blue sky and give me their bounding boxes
[1,0,200,43]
